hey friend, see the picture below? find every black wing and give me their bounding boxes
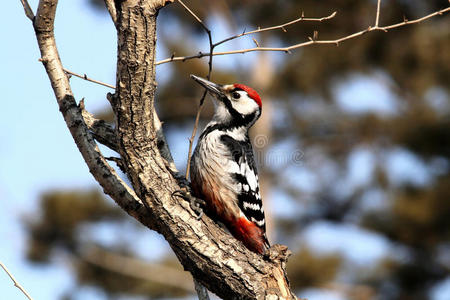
[220,134,266,230]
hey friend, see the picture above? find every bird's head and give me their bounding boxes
[191,74,262,128]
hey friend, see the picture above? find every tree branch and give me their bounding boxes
[79,99,118,152]
[20,0,450,298]
[375,0,382,27]
[42,68,179,176]
[0,261,34,300]
[213,11,337,48]
[62,65,115,89]
[46,6,448,93]
[155,5,450,65]
[103,0,117,26]
[177,0,208,31]
[109,0,295,298]
[177,0,214,184]
[23,0,155,232]
[23,0,295,298]
[20,0,34,21]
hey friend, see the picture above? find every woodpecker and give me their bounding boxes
[189,74,269,255]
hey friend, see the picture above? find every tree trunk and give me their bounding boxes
[25,0,295,298]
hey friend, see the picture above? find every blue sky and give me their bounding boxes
[2,1,449,300]
[1,1,115,299]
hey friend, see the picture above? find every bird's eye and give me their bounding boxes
[232,92,241,99]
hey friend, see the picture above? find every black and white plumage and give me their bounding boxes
[189,75,269,254]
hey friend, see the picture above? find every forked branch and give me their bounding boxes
[20,0,296,299]
[156,5,450,65]
[20,0,448,299]
[20,0,153,233]
[46,4,449,93]
[213,10,337,48]
[79,99,118,151]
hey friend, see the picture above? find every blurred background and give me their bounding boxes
[2,0,450,299]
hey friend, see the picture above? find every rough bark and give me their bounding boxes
[32,0,151,226]
[25,0,295,298]
[80,100,118,151]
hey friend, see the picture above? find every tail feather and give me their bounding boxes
[263,233,270,252]
[232,217,270,255]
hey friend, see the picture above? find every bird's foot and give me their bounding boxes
[172,189,206,220]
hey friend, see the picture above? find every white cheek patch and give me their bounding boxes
[212,102,231,123]
[231,94,259,115]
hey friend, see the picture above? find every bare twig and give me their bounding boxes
[177,0,208,31]
[104,0,117,25]
[20,0,35,21]
[158,10,336,65]
[179,0,214,186]
[36,5,448,95]
[185,92,206,179]
[375,0,382,27]
[156,6,450,65]
[213,11,337,48]
[63,66,115,89]
[38,59,115,89]
[0,261,34,300]
[37,58,116,89]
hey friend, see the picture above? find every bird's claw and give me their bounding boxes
[172,189,205,220]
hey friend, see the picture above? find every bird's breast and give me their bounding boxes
[190,131,241,220]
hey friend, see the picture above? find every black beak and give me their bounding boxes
[190,75,226,99]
